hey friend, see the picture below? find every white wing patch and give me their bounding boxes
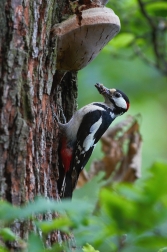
[66,103,105,141]
[82,117,102,152]
[113,97,127,109]
[110,112,115,119]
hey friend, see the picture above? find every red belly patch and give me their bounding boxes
[60,138,73,173]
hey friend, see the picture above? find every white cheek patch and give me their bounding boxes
[113,97,127,109]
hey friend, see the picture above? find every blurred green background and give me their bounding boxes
[78,0,167,170]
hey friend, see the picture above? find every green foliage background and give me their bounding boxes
[1,162,167,251]
[78,0,167,169]
[1,0,167,251]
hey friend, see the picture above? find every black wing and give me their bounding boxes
[70,109,114,191]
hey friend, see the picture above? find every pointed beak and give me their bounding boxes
[95,83,110,96]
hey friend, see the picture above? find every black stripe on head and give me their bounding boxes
[93,103,113,112]
[116,89,130,105]
[109,89,130,115]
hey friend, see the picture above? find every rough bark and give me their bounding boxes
[0,0,77,248]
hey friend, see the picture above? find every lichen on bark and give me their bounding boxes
[0,0,78,248]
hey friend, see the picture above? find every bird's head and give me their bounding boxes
[95,83,130,115]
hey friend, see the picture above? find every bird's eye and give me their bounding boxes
[114,92,121,98]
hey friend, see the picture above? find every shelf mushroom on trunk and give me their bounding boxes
[51,7,120,71]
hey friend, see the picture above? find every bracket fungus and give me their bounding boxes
[52,7,120,71]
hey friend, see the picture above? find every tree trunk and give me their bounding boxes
[0,0,77,248]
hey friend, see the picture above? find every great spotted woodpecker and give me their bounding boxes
[55,83,130,198]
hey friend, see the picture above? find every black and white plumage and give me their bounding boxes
[56,83,130,198]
